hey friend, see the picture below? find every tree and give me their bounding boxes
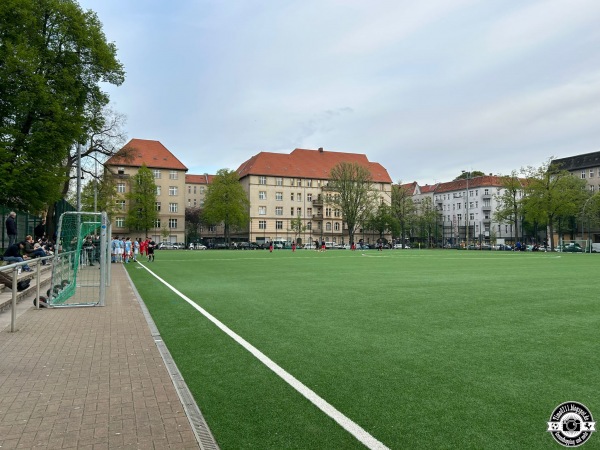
[327,162,378,245]
[185,207,205,243]
[494,170,525,243]
[365,203,393,242]
[125,166,158,236]
[454,171,486,181]
[0,0,125,211]
[289,214,307,244]
[80,172,117,216]
[203,169,249,244]
[391,183,417,248]
[417,197,439,247]
[522,159,588,250]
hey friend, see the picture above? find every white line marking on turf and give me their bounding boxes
[137,262,389,450]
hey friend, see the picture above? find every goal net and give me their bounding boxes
[557,239,589,253]
[47,211,109,307]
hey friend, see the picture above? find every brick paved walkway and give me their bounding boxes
[0,264,208,449]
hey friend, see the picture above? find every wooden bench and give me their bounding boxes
[0,263,53,312]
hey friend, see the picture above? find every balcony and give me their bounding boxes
[312,214,323,220]
[482,204,492,211]
[312,197,323,207]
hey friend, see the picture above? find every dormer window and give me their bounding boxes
[117,167,125,175]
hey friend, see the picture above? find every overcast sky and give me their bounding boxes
[78,0,600,185]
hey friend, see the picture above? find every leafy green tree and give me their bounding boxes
[522,159,589,250]
[289,214,307,244]
[185,207,205,243]
[80,172,117,216]
[454,170,486,181]
[0,0,125,211]
[365,203,393,242]
[328,162,378,245]
[494,171,525,243]
[417,197,439,247]
[125,166,158,235]
[203,169,249,244]
[391,183,417,248]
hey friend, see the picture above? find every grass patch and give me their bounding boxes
[126,249,600,449]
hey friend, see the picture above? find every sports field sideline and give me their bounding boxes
[126,249,599,449]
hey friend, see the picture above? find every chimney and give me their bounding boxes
[318,147,324,153]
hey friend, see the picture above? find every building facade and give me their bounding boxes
[237,148,393,246]
[432,175,524,247]
[105,139,188,243]
[552,151,600,242]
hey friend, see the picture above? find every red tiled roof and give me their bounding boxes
[106,139,188,171]
[236,148,392,183]
[186,174,215,184]
[434,175,504,193]
[419,184,439,194]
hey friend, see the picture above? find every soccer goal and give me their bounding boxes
[557,239,589,253]
[46,211,110,307]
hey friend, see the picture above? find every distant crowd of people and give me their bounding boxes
[3,212,55,271]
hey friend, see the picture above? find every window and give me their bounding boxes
[470,213,475,220]
[156,186,161,196]
[297,193,302,202]
[259,176,267,185]
[297,179,302,187]
[581,170,586,179]
[169,186,178,196]
[188,186,191,194]
[208,225,216,232]
[153,169,161,179]
[116,200,125,210]
[297,207,302,216]
[326,222,332,231]
[194,186,197,194]
[154,219,161,228]
[188,199,191,206]
[275,207,283,216]
[117,183,125,193]
[290,207,294,216]
[307,207,312,216]
[457,214,462,222]
[116,217,125,228]
[334,209,341,217]
[275,192,283,201]
[117,167,125,175]
[484,189,489,195]
[258,220,266,230]
[290,178,295,186]
[291,192,294,201]
[326,207,332,217]
[200,186,205,193]
[276,221,283,230]
[307,193,312,202]
[307,221,312,230]
[169,170,178,180]
[307,180,312,187]
[155,202,161,211]
[590,169,595,178]
[169,218,178,229]
[169,203,178,213]
[276,177,283,186]
[194,199,197,207]
[259,191,267,200]
[258,206,266,215]
[334,222,340,231]
[590,185,595,192]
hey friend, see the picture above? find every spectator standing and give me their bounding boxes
[147,238,156,261]
[5,211,17,246]
[34,219,46,241]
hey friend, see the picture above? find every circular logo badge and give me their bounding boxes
[548,401,596,447]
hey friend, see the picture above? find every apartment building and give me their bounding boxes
[553,151,600,242]
[105,139,188,243]
[237,147,392,245]
[433,175,522,246]
[184,174,226,243]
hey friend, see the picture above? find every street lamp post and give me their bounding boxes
[462,170,470,249]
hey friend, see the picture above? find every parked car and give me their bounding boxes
[189,243,207,250]
[303,242,317,250]
[238,242,259,250]
[559,243,584,253]
[158,242,179,250]
[393,244,411,249]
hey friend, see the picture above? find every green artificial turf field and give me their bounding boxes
[126,249,600,449]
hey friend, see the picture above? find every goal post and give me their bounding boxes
[558,238,589,253]
[48,211,109,307]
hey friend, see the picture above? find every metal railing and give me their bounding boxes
[0,255,54,332]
